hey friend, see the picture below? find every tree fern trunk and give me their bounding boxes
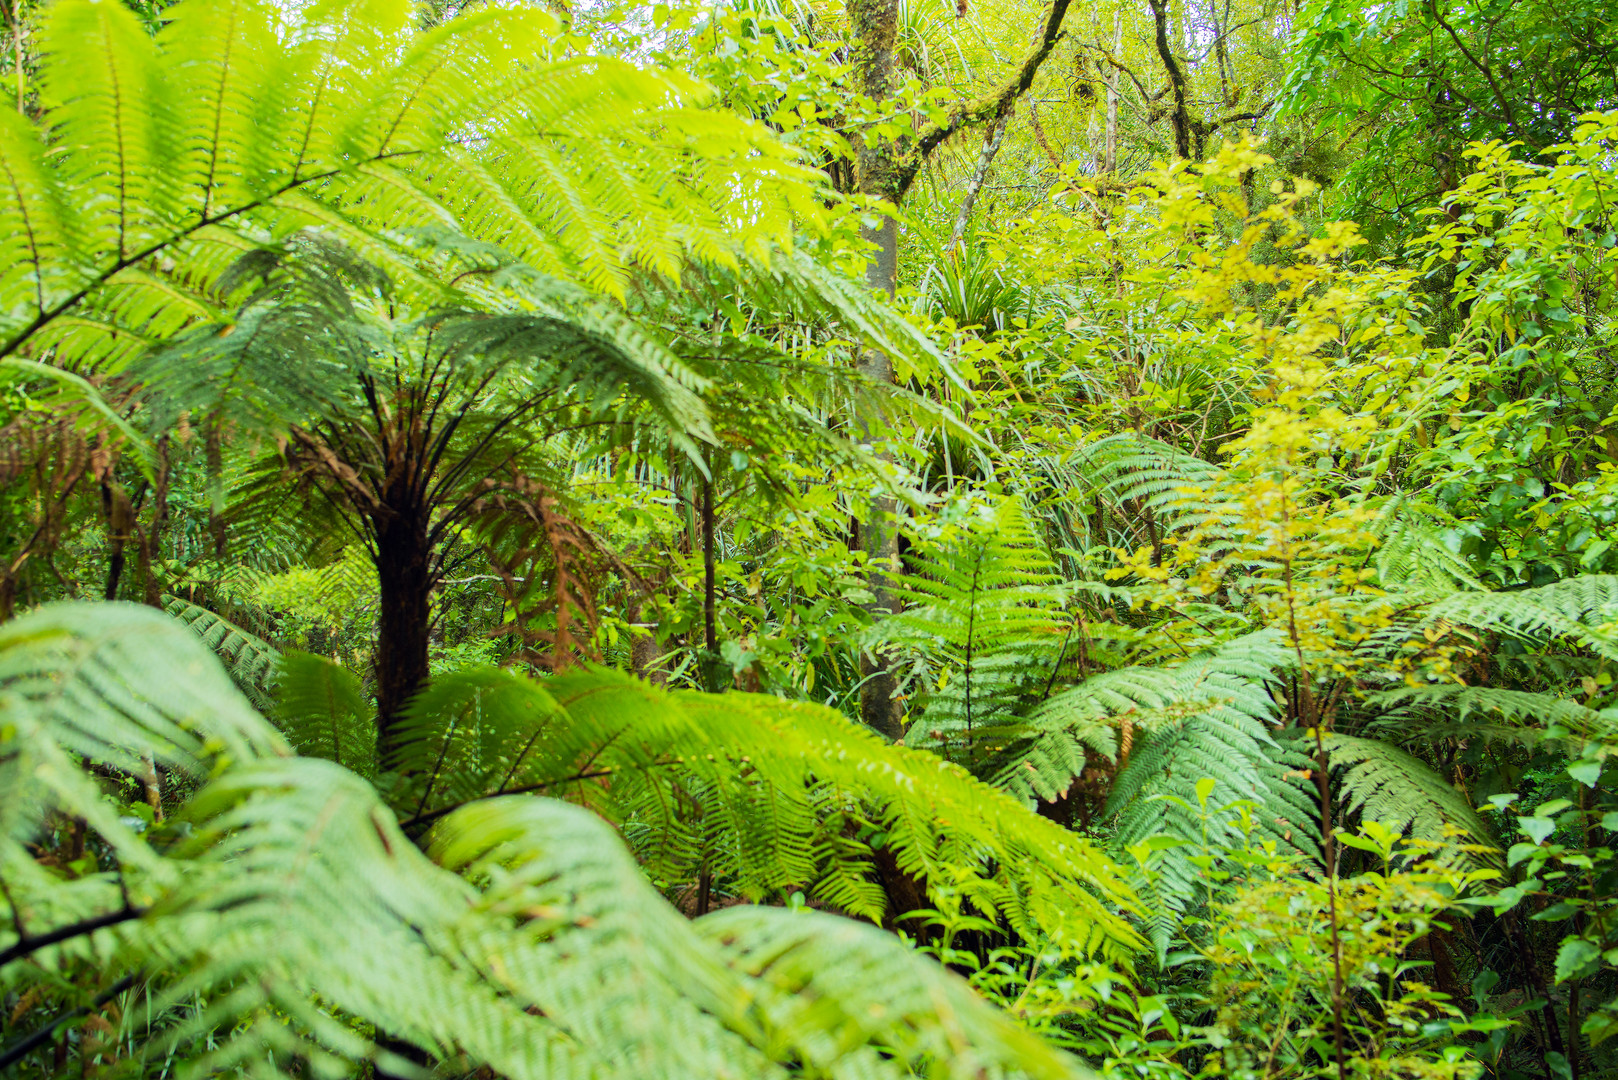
[375,509,432,760]
[100,480,128,601]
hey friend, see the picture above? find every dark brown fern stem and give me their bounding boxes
[100,480,126,601]
[374,501,433,761]
[1503,907,1565,1068]
[696,870,712,917]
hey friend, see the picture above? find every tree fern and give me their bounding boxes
[1,600,1103,1079]
[1317,733,1500,864]
[4,0,822,372]
[877,497,1073,753]
[380,664,1142,955]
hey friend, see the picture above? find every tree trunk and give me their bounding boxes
[855,219,906,742]
[100,481,127,601]
[374,508,432,761]
[846,0,906,740]
[372,505,435,1080]
[1148,0,1196,159]
[946,109,1012,253]
[1104,10,1121,172]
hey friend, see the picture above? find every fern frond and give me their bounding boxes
[1367,684,1608,740]
[6,0,829,375]
[1367,496,1486,595]
[389,664,1142,955]
[163,596,282,710]
[1,601,1104,1080]
[1319,732,1500,863]
[1094,633,1320,898]
[881,497,1072,751]
[270,651,376,776]
[1067,432,1225,536]
[700,904,1094,1080]
[1425,575,1618,659]
[0,602,284,879]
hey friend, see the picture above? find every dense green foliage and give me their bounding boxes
[4,1,1618,1079]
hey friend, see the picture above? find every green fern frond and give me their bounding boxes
[1094,633,1321,896]
[1,602,1104,1080]
[1368,684,1606,740]
[271,651,377,776]
[387,664,1141,954]
[387,667,565,817]
[1425,575,1618,659]
[0,602,284,877]
[1318,732,1499,863]
[881,497,1072,750]
[1067,432,1225,535]
[163,596,282,710]
[1367,497,1486,594]
[700,903,1094,1080]
[6,0,827,375]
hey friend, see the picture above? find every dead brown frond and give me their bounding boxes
[471,473,641,671]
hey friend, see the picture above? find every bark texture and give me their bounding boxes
[374,506,432,759]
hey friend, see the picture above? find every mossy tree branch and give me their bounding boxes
[891,0,1073,201]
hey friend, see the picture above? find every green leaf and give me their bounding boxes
[1554,938,1602,983]
[1567,759,1602,786]
[1519,816,1557,845]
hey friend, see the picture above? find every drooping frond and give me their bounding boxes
[1320,732,1501,864]
[5,0,826,372]
[270,650,377,776]
[433,797,1095,1080]
[699,903,1093,1080]
[1423,574,1618,659]
[1097,633,1320,905]
[1367,496,1487,595]
[384,664,1142,955]
[164,595,281,710]
[0,600,1101,1080]
[1067,431,1225,537]
[682,247,964,398]
[1367,684,1609,743]
[0,601,284,788]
